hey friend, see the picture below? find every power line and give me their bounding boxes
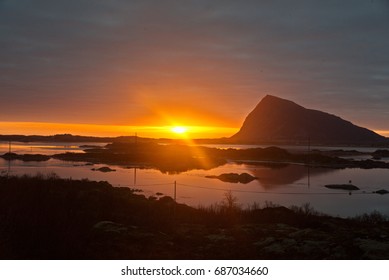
[118,181,380,196]
[131,182,174,187]
[177,183,351,195]
[176,182,377,196]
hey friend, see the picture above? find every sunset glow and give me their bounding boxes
[1,1,389,264]
[170,126,188,134]
[1,1,388,139]
[0,122,238,139]
[375,130,389,137]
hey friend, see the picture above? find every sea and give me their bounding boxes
[1,141,388,218]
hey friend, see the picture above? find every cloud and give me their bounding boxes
[0,0,388,130]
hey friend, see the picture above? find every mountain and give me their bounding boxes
[230,95,387,145]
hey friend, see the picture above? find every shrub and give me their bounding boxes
[353,210,387,225]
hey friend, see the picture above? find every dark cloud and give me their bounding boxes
[1,0,388,130]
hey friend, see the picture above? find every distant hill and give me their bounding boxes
[230,95,387,145]
[0,134,154,143]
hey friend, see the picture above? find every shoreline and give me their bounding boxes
[1,142,389,172]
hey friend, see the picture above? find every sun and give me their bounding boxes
[171,126,188,134]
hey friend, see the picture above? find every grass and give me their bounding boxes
[1,173,388,259]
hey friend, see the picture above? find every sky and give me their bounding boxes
[1,0,389,138]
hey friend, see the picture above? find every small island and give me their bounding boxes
[206,173,257,184]
[325,184,360,191]
[91,166,116,172]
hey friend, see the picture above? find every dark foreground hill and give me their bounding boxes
[231,95,387,145]
[1,174,389,259]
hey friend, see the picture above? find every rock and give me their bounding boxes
[206,173,257,184]
[257,238,298,256]
[288,228,315,238]
[206,234,234,243]
[237,173,258,183]
[253,237,276,247]
[374,189,389,195]
[230,95,386,145]
[325,184,360,191]
[93,221,127,234]
[355,238,389,259]
[298,240,332,257]
[91,166,116,172]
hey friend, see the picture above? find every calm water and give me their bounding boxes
[1,142,388,217]
[0,141,106,155]
[199,143,382,153]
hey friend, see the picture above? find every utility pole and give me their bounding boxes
[133,167,137,187]
[173,181,177,222]
[174,181,177,202]
[7,141,11,178]
[307,136,311,188]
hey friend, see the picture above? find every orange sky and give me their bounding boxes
[0,121,239,139]
[1,1,388,139]
[1,121,388,139]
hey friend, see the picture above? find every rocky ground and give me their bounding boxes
[1,174,388,259]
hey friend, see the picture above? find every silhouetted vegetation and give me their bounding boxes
[353,211,387,225]
[1,174,389,259]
